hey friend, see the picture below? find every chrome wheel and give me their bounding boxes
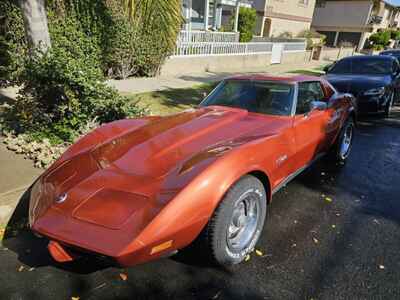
[227,191,260,251]
[339,123,353,159]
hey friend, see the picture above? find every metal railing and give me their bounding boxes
[173,41,306,57]
[179,30,240,43]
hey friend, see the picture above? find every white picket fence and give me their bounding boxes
[179,30,240,43]
[173,42,306,57]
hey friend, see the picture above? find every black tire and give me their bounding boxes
[199,175,267,266]
[330,118,355,163]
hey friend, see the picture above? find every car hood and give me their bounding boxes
[30,106,289,247]
[324,74,391,95]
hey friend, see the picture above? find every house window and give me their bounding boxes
[191,0,205,24]
[299,0,309,5]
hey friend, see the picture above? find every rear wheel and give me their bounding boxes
[199,175,267,266]
[330,118,354,163]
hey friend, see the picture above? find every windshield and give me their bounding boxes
[329,58,392,75]
[200,80,295,116]
[381,51,400,58]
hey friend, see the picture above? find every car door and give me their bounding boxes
[292,81,330,171]
[321,80,345,148]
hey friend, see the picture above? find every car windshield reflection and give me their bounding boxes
[200,80,295,116]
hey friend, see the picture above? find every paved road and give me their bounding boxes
[1,110,400,300]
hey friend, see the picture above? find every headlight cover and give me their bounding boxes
[363,87,385,96]
[29,179,55,227]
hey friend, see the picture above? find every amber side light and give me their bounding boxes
[150,240,173,255]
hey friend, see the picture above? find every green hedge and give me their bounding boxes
[238,7,256,43]
[0,1,152,144]
[0,0,179,83]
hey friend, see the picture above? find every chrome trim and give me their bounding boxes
[272,152,326,195]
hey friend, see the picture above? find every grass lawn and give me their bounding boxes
[123,82,217,115]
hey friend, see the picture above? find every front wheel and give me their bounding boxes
[330,118,355,163]
[199,175,267,266]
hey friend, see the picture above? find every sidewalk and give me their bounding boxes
[109,60,326,94]
[0,142,42,227]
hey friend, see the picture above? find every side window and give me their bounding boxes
[296,82,325,114]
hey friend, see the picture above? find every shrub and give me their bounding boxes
[2,17,144,145]
[368,30,391,48]
[238,7,257,42]
[297,29,326,49]
[390,30,400,40]
[278,31,293,39]
[0,1,27,87]
[0,0,181,81]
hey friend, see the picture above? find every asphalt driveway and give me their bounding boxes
[1,109,400,300]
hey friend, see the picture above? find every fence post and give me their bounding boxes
[210,43,214,55]
[337,46,342,60]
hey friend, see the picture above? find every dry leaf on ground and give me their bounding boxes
[119,273,128,281]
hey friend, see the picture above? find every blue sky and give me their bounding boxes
[386,0,400,6]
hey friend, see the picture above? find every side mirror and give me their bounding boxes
[310,100,328,111]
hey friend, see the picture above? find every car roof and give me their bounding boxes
[224,74,321,83]
[380,49,400,53]
[380,49,400,54]
[339,55,396,61]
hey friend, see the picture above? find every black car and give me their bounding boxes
[324,55,399,117]
[379,49,400,62]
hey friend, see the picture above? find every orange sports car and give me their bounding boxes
[29,75,356,267]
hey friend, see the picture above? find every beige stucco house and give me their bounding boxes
[252,0,317,37]
[312,0,400,50]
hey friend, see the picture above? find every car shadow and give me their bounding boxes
[2,185,223,275]
[2,186,115,274]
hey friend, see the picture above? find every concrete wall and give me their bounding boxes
[160,51,312,76]
[268,0,316,20]
[312,0,372,29]
[253,0,316,37]
[269,18,311,37]
[320,47,356,61]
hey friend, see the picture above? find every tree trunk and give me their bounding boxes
[19,0,51,51]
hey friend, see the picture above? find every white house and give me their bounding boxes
[182,0,252,33]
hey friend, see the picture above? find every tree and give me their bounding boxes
[121,0,183,49]
[19,0,51,51]
[237,7,256,42]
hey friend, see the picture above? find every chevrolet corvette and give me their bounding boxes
[29,75,356,267]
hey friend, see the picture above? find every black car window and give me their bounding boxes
[329,58,392,75]
[201,80,295,116]
[296,82,324,114]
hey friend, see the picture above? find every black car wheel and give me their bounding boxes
[199,175,267,266]
[330,118,355,163]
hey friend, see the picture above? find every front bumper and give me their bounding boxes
[357,94,388,114]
